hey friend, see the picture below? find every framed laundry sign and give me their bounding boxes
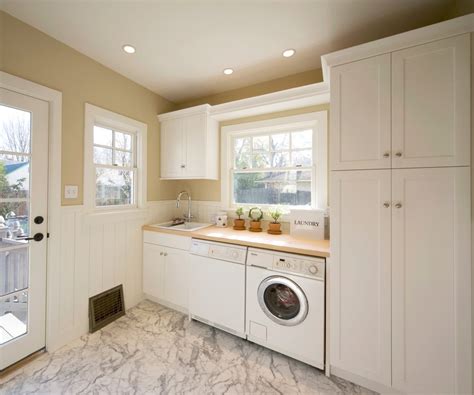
[289,209,325,240]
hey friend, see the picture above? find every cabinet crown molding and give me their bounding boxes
[158,103,211,121]
[321,13,474,82]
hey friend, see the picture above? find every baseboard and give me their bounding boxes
[329,366,400,394]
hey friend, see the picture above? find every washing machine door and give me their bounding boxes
[257,275,308,326]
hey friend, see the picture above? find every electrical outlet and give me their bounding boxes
[64,185,78,199]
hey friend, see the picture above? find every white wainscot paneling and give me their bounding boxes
[48,206,147,351]
[48,200,222,352]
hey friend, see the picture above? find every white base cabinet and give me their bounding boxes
[330,170,392,386]
[330,167,471,393]
[143,232,191,312]
[391,167,471,394]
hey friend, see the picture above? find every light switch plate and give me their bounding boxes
[64,185,78,199]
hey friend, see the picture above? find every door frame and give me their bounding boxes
[1,71,62,353]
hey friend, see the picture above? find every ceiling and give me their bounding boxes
[1,0,453,103]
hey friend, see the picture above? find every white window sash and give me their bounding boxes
[221,111,327,210]
[84,103,147,213]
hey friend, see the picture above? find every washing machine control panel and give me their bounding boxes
[273,257,324,279]
[247,248,324,279]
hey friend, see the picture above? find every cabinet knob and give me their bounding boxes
[164,252,168,257]
[160,252,163,256]
[395,203,402,209]
[180,164,186,168]
[383,152,390,158]
[383,202,390,208]
[395,152,402,157]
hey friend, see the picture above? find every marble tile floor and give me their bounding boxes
[1,300,377,394]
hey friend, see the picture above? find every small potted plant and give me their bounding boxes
[268,207,283,235]
[248,207,263,232]
[233,207,246,230]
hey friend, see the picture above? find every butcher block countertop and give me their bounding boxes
[142,224,330,258]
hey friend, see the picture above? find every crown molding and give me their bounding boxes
[210,82,329,121]
[321,13,474,82]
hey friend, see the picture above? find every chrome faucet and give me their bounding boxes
[176,190,193,222]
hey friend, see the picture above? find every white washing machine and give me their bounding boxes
[246,248,325,369]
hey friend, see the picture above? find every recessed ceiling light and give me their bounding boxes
[122,44,136,54]
[223,68,234,75]
[282,49,296,58]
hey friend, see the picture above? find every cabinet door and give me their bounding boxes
[160,119,185,178]
[164,247,189,310]
[392,34,470,168]
[330,55,391,170]
[330,170,392,386]
[183,113,207,178]
[143,243,165,300]
[392,167,471,394]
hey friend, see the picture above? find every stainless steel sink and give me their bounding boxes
[151,221,213,232]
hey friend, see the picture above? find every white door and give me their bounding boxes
[392,34,470,168]
[142,243,165,300]
[183,113,207,178]
[163,247,188,309]
[329,169,391,386]
[330,54,391,170]
[160,118,184,179]
[0,88,49,370]
[392,167,471,394]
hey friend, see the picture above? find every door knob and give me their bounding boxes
[395,203,402,209]
[395,152,402,157]
[25,233,44,242]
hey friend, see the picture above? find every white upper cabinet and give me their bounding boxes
[391,167,471,394]
[392,34,470,168]
[330,55,391,170]
[329,33,470,171]
[159,104,219,180]
[330,170,392,386]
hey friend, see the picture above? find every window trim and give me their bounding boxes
[221,111,327,211]
[84,103,147,213]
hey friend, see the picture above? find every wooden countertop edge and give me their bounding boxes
[142,225,330,258]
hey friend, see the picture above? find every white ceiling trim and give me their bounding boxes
[210,82,329,121]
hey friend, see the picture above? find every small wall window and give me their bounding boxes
[221,111,327,210]
[84,104,147,211]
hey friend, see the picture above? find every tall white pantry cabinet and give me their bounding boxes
[325,16,473,395]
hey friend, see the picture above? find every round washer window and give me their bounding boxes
[264,283,300,320]
[257,276,308,326]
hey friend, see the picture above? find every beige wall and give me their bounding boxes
[174,103,329,202]
[175,68,323,109]
[1,11,327,205]
[1,11,180,205]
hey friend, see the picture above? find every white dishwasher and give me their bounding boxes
[189,239,247,338]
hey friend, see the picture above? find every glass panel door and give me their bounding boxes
[0,88,49,370]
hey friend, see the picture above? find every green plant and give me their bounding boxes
[268,207,283,223]
[248,207,263,222]
[235,207,244,219]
